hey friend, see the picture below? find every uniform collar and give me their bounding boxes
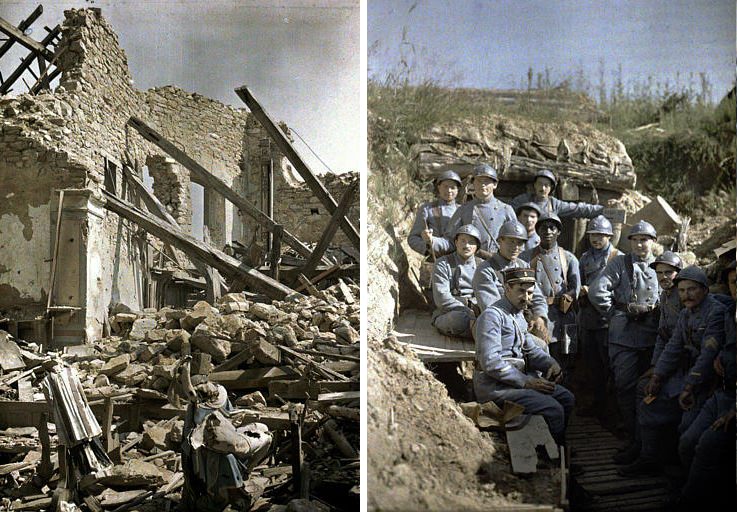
[539,243,559,254]
[436,198,456,206]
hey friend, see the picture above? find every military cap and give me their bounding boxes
[434,170,463,187]
[586,215,614,235]
[515,201,542,216]
[498,220,529,241]
[473,163,498,181]
[503,267,536,285]
[627,220,657,240]
[534,169,557,188]
[674,266,709,288]
[535,213,563,232]
[650,251,684,271]
[455,224,482,245]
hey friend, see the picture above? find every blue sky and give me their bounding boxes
[369,0,736,101]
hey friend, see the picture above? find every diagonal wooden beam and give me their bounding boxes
[0,15,54,61]
[127,116,329,265]
[234,86,359,250]
[0,25,59,95]
[101,190,296,300]
[0,5,42,60]
[298,180,357,281]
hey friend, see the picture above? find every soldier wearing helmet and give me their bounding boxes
[623,266,728,477]
[510,169,605,219]
[472,220,551,346]
[649,251,685,367]
[408,170,462,256]
[589,220,661,460]
[431,224,482,338]
[473,267,575,446]
[515,202,542,251]
[520,214,581,370]
[435,163,517,256]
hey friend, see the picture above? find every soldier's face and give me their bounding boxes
[499,236,525,260]
[534,177,554,197]
[728,270,736,299]
[473,176,497,200]
[506,282,535,310]
[630,235,653,258]
[655,263,679,290]
[538,221,560,247]
[588,233,611,250]
[677,280,708,309]
[455,234,479,259]
[437,180,459,202]
[518,209,538,233]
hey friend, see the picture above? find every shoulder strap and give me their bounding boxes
[606,247,620,264]
[625,253,634,283]
[431,204,442,227]
[529,247,542,274]
[473,205,498,250]
[558,247,569,288]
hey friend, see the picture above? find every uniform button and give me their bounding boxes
[554,267,559,271]
[647,286,652,290]
[555,280,561,284]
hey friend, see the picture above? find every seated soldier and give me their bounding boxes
[431,224,482,338]
[520,213,581,368]
[474,267,575,445]
[515,201,542,251]
[408,170,462,256]
[622,266,728,476]
[510,169,604,219]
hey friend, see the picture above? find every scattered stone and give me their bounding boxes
[129,318,158,341]
[99,354,130,377]
[235,391,267,408]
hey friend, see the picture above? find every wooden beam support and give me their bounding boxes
[234,86,360,249]
[269,224,283,280]
[298,181,357,280]
[0,6,43,60]
[0,15,54,61]
[0,25,59,95]
[126,117,327,265]
[101,190,296,300]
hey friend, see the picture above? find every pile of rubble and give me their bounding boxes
[0,280,359,511]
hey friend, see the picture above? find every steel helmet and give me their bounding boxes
[515,201,542,217]
[534,169,557,188]
[455,224,482,245]
[650,251,684,271]
[473,163,498,182]
[536,213,563,232]
[434,170,462,188]
[586,215,614,236]
[674,266,709,288]
[498,220,529,241]
[627,220,657,240]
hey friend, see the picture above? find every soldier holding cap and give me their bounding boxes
[515,202,542,251]
[435,163,517,256]
[510,169,604,219]
[408,170,462,256]
[431,224,482,338]
[474,267,575,444]
[589,220,661,458]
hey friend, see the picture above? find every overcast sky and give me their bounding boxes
[0,0,360,174]
[369,0,736,101]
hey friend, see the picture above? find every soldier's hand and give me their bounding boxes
[525,378,555,394]
[641,366,654,379]
[580,285,589,297]
[421,228,433,243]
[678,386,695,411]
[627,303,650,316]
[545,362,563,383]
[711,410,736,432]
[713,356,725,377]
[644,374,662,397]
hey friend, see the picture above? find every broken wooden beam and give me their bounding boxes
[209,366,301,390]
[294,264,342,292]
[299,180,357,281]
[127,116,328,265]
[102,190,295,300]
[235,85,360,249]
[0,6,43,60]
[0,15,54,61]
[0,25,60,96]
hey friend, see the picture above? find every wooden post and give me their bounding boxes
[46,190,64,312]
[37,412,53,482]
[269,225,283,281]
[290,406,303,496]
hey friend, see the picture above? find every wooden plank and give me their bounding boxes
[269,224,283,280]
[0,6,43,60]
[235,86,359,249]
[0,15,54,60]
[102,191,295,300]
[298,181,357,280]
[294,264,341,292]
[126,117,326,264]
[210,366,301,390]
[317,391,359,402]
[268,379,358,400]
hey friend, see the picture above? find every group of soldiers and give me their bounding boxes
[408,164,736,507]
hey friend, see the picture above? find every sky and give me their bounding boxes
[369,0,736,101]
[0,0,360,174]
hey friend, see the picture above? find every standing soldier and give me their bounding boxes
[408,170,462,256]
[622,266,728,476]
[473,267,575,445]
[520,213,581,369]
[578,215,622,418]
[435,163,517,257]
[589,220,660,461]
[431,225,482,338]
[510,169,604,219]
[515,202,542,251]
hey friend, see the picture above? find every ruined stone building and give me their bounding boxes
[0,8,358,344]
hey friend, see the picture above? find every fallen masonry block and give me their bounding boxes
[250,302,282,322]
[235,391,267,408]
[129,318,157,341]
[210,367,301,390]
[99,354,130,377]
[95,459,168,488]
